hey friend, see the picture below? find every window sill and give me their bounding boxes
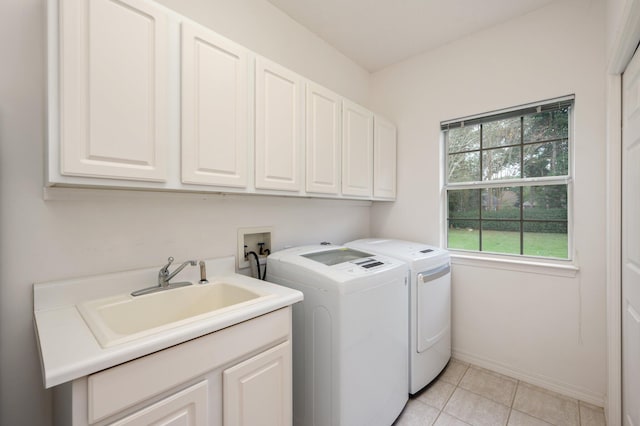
[450,252,579,278]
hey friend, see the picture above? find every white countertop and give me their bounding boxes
[33,256,303,388]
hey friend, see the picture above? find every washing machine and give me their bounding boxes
[267,245,409,426]
[346,238,451,394]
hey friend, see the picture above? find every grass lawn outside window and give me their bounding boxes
[447,228,568,259]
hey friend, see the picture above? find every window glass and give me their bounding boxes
[448,152,481,183]
[481,187,520,218]
[481,221,521,255]
[482,146,521,180]
[522,185,567,217]
[447,125,480,153]
[523,141,568,178]
[482,117,521,148]
[447,221,480,251]
[523,222,568,258]
[448,189,480,219]
[523,109,569,143]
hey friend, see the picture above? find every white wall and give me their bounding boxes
[606,0,626,52]
[0,1,370,425]
[605,0,640,74]
[370,0,608,404]
[155,0,370,105]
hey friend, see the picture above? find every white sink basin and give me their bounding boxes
[77,282,272,348]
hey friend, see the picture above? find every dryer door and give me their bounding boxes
[416,264,451,353]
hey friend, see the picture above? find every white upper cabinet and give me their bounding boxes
[305,83,342,195]
[373,116,397,200]
[255,57,304,192]
[49,1,396,200]
[342,100,374,197]
[58,0,169,181]
[181,21,249,188]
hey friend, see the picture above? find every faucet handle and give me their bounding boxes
[160,257,174,274]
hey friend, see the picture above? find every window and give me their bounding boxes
[442,96,573,259]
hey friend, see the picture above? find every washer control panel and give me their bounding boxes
[353,258,385,269]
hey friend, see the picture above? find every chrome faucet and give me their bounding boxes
[158,257,197,288]
[131,257,197,296]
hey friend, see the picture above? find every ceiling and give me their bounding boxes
[267,0,559,72]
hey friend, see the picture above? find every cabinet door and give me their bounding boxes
[342,100,374,197]
[59,0,169,181]
[255,58,304,192]
[305,83,341,195]
[110,381,208,426]
[373,116,397,199]
[181,21,249,188]
[223,341,292,426]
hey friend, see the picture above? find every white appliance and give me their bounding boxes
[346,238,451,394]
[267,245,409,426]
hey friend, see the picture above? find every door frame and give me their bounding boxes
[607,1,640,425]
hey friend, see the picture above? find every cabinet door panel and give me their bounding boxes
[223,341,292,426]
[342,100,373,197]
[373,116,397,199]
[110,381,208,426]
[181,22,248,187]
[60,0,168,181]
[255,58,303,192]
[306,83,341,194]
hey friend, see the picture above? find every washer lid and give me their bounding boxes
[302,248,373,266]
[268,244,405,283]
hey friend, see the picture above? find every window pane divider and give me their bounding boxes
[448,137,569,156]
[445,175,570,190]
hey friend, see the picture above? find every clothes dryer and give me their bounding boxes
[346,238,451,394]
[267,245,409,426]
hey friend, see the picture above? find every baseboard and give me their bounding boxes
[452,349,605,407]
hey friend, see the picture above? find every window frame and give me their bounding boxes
[441,96,575,262]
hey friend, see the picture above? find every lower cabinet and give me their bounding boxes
[54,308,292,426]
[111,381,209,426]
[223,341,291,426]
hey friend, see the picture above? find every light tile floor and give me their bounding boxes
[393,359,606,426]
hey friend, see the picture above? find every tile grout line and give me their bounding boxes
[453,366,518,412]
[441,392,474,426]
[433,362,470,426]
[506,381,577,426]
[455,382,516,410]
[511,380,549,426]
[505,380,519,426]
[510,380,520,407]
[578,400,582,426]
[504,379,519,426]
[431,409,443,426]
[439,376,463,423]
